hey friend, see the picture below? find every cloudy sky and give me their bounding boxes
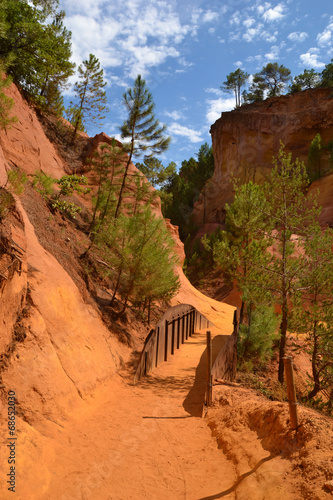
[59,0,333,168]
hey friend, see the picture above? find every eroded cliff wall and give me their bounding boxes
[192,88,333,229]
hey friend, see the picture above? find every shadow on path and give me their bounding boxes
[183,334,229,417]
[198,454,275,499]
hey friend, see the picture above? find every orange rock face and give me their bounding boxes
[0,82,234,423]
[192,88,333,228]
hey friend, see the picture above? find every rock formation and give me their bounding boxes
[0,83,235,427]
[192,88,333,229]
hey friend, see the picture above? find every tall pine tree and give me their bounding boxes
[114,74,170,219]
[69,54,108,144]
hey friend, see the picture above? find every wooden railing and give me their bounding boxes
[133,304,213,384]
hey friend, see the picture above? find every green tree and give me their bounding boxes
[94,206,180,318]
[307,133,323,181]
[244,63,291,102]
[289,69,319,92]
[221,68,249,108]
[136,157,176,187]
[0,62,17,129]
[320,58,333,87]
[88,141,125,234]
[161,142,214,237]
[293,226,333,402]
[207,181,271,327]
[115,74,170,219]
[68,54,108,143]
[0,1,75,105]
[210,146,321,384]
[260,146,320,382]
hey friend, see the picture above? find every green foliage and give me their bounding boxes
[94,205,180,316]
[210,145,322,383]
[51,199,82,218]
[161,142,214,239]
[320,58,333,88]
[115,74,170,219]
[56,174,90,198]
[221,68,249,108]
[32,171,56,198]
[238,305,279,367]
[0,63,17,129]
[32,172,89,218]
[0,1,75,107]
[307,133,323,181]
[69,54,108,143]
[292,225,333,400]
[7,169,27,195]
[0,189,14,220]
[289,69,320,93]
[136,157,176,187]
[243,62,292,103]
[88,141,125,234]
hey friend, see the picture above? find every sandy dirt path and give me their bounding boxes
[0,330,238,500]
[42,330,237,500]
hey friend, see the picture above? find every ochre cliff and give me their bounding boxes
[0,83,234,431]
[192,88,333,229]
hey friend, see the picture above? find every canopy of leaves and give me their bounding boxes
[221,68,249,108]
[0,62,17,129]
[0,0,75,107]
[289,69,320,93]
[161,142,214,239]
[243,62,292,103]
[136,157,176,187]
[320,58,333,88]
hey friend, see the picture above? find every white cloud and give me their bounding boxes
[288,31,309,43]
[230,11,241,26]
[168,123,204,143]
[164,110,184,120]
[206,97,235,125]
[317,20,333,47]
[300,49,325,69]
[202,10,218,23]
[60,0,194,79]
[243,17,255,28]
[262,3,285,22]
[265,45,280,60]
[205,87,222,96]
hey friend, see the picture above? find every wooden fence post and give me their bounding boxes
[283,356,299,430]
[155,327,160,367]
[181,315,185,344]
[206,331,213,406]
[171,319,175,355]
[164,320,168,362]
[177,316,180,349]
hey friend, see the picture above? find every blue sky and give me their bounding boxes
[58,0,333,169]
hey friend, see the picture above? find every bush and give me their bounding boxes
[238,305,279,367]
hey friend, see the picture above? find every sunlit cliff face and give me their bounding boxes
[192,88,333,228]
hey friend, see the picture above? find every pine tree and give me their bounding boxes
[221,68,249,108]
[260,145,320,382]
[94,205,179,318]
[0,62,17,129]
[293,225,333,401]
[0,1,75,106]
[210,145,322,383]
[136,157,176,187]
[69,54,108,144]
[114,74,170,219]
